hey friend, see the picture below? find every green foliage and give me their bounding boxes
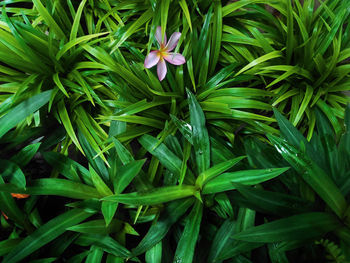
[1,0,350,262]
[242,106,350,261]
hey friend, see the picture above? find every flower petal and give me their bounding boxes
[165,32,181,51]
[144,51,160,68]
[164,53,186,65]
[157,58,167,81]
[155,26,166,45]
[11,193,30,199]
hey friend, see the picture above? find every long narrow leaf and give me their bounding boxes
[3,209,94,263]
[233,212,340,243]
[202,167,289,194]
[187,89,210,174]
[0,90,52,138]
[174,201,203,263]
[102,185,196,205]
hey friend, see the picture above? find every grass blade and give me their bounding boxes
[102,185,196,205]
[174,201,203,263]
[268,134,347,218]
[32,0,65,39]
[187,89,210,174]
[0,178,101,199]
[3,209,94,263]
[57,100,84,154]
[196,156,246,188]
[0,90,52,138]
[132,198,194,256]
[145,242,162,263]
[139,134,182,177]
[233,212,340,243]
[202,167,289,195]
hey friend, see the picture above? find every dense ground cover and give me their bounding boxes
[1,0,350,262]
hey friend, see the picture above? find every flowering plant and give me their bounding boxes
[144,26,185,81]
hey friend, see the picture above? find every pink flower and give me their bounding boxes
[144,26,186,81]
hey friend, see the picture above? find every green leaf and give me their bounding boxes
[316,5,348,55]
[209,218,262,261]
[57,100,84,154]
[48,232,79,257]
[236,207,256,232]
[233,212,340,243]
[179,0,192,31]
[75,234,130,258]
[196,156,246,188]
[52,73,69,97]
[139,134,182,177]
[110,8,153,52]
[233,184,314,216]
[273,108,317,161]
[235,51,282,75]
[0,239,22,257]
[272,89,299,107]
[292,85,313,126]
[316,99,342,138]
[66,251,89,263]
[69,0,87,42]
[145,242,162,263]
[0,90,52,138]
[314,108,339,181]
[345,104,350,129]
[160,0,170,42]
[215,193,234,218]
[101,115,164,129]
[174,200,203,263]
[286,0,294,64]
[268,243,289,263]
[198,64,238,100]
[42,152,90,184]
[102,185,196,205]
[27,258,57,263]
[3,209,94,263]
[187,89,210,174]
[112,137,134,165]
[218,240,262,261]
[0,159,26,188]
[101,201,118,227]
[86,246,103,263]
[56,33,108,60]
[222,0,267,17]
[115,159,145,194]
[89,165,113,197]
[106,254,124,263]
[10,143,41,167]
[170,115,193,144]
[0,176,28,228]
[194,6,212,75]
[210,0,222,74]
[268,134,347,218]
[202,167,289,194]
[0,178,101,199]
[208,219,235,263]
[78,130,109,182]
[336,227,350,247]
[67,219,122,234]
[132,198,194,256]
[32,0,65,39]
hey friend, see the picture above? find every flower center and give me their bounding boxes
[158,46,168,58]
